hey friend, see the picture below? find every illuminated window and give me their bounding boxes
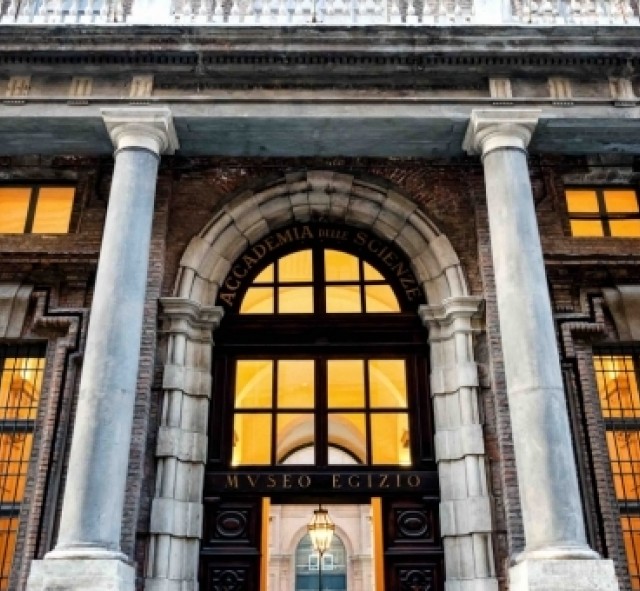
[0,344,45,590]
[239,248,401,314]
[213,232,433,473]
[0,186,74,234]
[594,352,640,589]
[566,188,640,237]
[231,357,411,467]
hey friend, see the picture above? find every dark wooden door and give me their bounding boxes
[382,497,445,591]
[199,497,263,591]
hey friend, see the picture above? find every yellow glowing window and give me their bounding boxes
[232,357,411,467]
[239,247,401,314]
[0,345,45,590]
[594,352,640,589]
[0,186,74,234]
[566,188,640,237]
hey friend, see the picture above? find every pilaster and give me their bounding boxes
[420,296,498,591]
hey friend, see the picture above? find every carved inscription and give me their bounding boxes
[217,224,422,307]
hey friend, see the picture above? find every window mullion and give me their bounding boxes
[23,187,39,234]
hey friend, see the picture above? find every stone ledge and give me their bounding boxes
[509,558,619,591]
[27,558,135,591]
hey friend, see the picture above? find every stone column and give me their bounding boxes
[27,108,178,591]
[463,109,618,590]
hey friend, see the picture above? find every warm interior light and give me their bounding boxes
[307,505,335,556]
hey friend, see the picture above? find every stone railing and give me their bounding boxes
[0,0,637,25]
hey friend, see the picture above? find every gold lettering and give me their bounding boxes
[382,251,397,267]
[267,475,277,488]
[348,475,361,488]
[219,292,236,307]
[252,243,267,260]
[265,236,277,251]
[298,475,311,488]
[232,265,248,279]
[226,474,239,488]
[379,474,390,489]
[407,475,421,488]
[276,229,293,246]
[247,475,259,487]
[332,474,342,489]
[368,239,381,254]
[283,474,292,489]
[396,473,402,487]
[354,231,367,246]
[392,261,408,278]
[242,253,258,269]
[368,474,373,488]
[225,276,241,291]
[301,225,314,240]
[405,287,421,301]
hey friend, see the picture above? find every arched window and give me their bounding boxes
[295,533,347,591]
[208,224,434,473]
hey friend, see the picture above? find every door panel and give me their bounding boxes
[199,497,263,591]
[382,498,444,591]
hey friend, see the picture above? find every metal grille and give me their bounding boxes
[0,344,45,590]
[594,348,640,589]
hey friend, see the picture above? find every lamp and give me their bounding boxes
[308,505,334,591]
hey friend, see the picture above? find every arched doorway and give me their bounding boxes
[200,223,441,590]
[145,171,497,591]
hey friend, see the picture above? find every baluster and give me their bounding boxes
[198,0,214,20]
[4,0,18,22]
[17,0,36,22]
[114,0,124,20]
[421,0,435,23]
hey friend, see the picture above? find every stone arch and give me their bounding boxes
[145,171,498,591]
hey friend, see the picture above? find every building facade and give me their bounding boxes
[1,3,640,590]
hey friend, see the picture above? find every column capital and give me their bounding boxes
[101,107,179,155]
[463,109,540,157]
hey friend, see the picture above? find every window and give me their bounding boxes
[0,344,45,590]
[212,228,433,473]
[566,187,640,237]
[594,350,640,589]
[240,249,400,314]
[231,357,412,467]
[0,186,74,234]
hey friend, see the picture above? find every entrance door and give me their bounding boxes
[200,224,442,591]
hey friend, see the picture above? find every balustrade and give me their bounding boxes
[1,0,637,27]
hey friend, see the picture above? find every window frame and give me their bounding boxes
[0,342,47,591]
[593,346,640,590]
[565,186,640,238]
[0,183,76,235]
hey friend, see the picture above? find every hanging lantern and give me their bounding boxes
[307,505,335,556]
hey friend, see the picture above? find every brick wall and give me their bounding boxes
[2,154,637,590]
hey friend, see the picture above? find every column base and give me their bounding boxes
[27,557,135,591]
[509,558,619,591]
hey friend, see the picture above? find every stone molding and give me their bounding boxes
[101,107,179,154]
[463,109,541,156]
[602,285,640,341]
[145,171,497,591]
[0,282,33,338]
[421,296,497,590]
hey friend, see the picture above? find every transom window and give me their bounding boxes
[240,248,400,314]
[566,187,640,237]
[594,349,640,589]
[0,344,45,590]
[0,185,74,234]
